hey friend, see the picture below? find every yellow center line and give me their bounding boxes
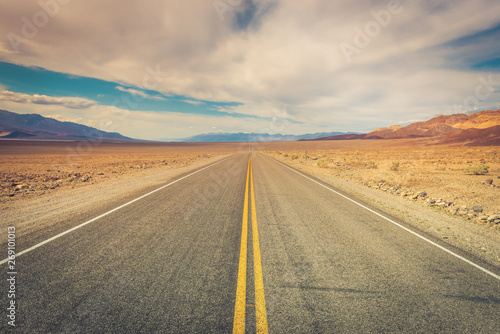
[233,156,251,334]
[233,153,269,333]
[250,157,269,334]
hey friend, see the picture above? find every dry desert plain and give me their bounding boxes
[0,140,243,203]
[256,138,500,229]
[1,138,499,265]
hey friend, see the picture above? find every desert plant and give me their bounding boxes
[390,162,400,171]
[366,161,378,169]
[283,153,288,157]
[464,163,489,175]
[317,159,328,168]
[290,153,299,160]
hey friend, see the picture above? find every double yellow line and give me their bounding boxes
[233,154,268,334]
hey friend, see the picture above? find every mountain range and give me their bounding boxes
[1,109,499,145]
[177,131,360,142]
[0,109,132,141]
[308,109,500,146]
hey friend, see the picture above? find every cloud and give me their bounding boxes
[115,86,165,100]
[179,99,205,106]
[1,0,500,136]
[46,114,83,123]
[0,90,96,109]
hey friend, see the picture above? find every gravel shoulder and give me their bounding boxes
[263,153,500,269]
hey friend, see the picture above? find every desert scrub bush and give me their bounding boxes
[283,153,288,157]
[290,153,299,160]
[390,162,400,171]
[464,163,489,175]
[365,161,378,169]
[317,159,328,168]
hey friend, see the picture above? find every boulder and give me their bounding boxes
[487,214,500,222]
[472,206,483,213]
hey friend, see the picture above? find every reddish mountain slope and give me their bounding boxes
[436,125,500,146]
[312,109,500,145]
[365,109,499,139]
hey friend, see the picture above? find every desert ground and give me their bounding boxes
[0,140,245,203]
[256,139,500,230]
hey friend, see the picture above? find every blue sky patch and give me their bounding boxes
[0,61,251,118]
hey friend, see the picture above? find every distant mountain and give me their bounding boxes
[178,131,359,143]
[0,109,133,141]
[309,109,500,145]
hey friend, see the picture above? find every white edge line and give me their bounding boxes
[0,156,232,265]
[268,156,500,281]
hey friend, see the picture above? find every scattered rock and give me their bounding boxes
[485,179,493,185]
[15,184,28,190]
[472,206,483,213]
[487,214,500,222]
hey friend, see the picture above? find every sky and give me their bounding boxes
[0,0,500,141]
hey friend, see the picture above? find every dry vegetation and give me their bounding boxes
[0,141,239,204]
[258,139,500,230]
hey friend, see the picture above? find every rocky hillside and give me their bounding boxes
[312,109,500,145]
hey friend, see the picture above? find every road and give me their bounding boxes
[1,152,499,333]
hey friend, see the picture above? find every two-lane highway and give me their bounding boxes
[1,152,499,333]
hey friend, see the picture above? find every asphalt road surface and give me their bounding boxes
[1,152,499,333]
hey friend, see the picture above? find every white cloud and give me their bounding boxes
[1,0,500,136]
[0,97,311,140]
[179,99,205,106]
[0,90,96,109]
[46,114,83,123]
[115,86,165,100]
